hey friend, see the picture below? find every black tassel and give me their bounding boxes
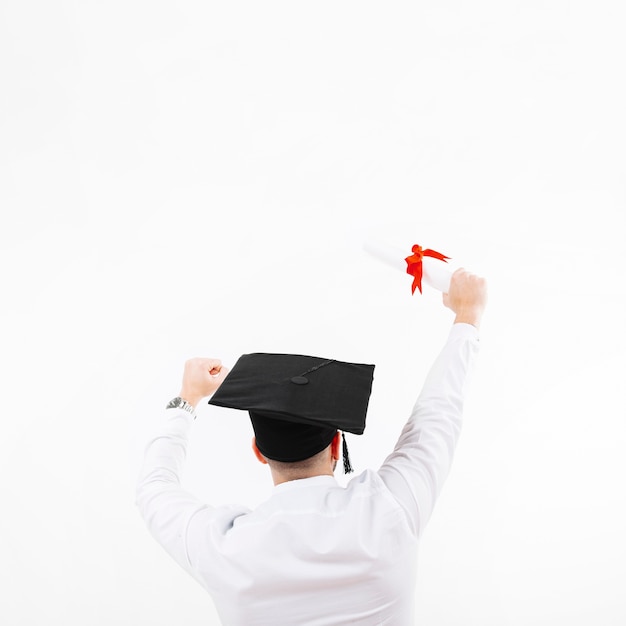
[342,432,353,474]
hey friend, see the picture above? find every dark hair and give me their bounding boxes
[264,443,334,476]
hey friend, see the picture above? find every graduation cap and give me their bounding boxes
[208,353,375,473]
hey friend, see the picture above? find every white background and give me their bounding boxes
[1,1,625,624]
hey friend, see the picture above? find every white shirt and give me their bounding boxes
[136,323,479,625]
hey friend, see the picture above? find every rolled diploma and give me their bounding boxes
[363,241,452,293]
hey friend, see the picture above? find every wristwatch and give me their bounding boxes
[166,396,196,418]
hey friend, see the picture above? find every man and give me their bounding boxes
[136,268,487,625]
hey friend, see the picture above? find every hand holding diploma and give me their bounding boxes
[444,268,488,329]
[364,239,487,327]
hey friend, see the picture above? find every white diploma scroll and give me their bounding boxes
[363,241,453,293]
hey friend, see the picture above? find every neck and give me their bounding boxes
[271,464,336,486]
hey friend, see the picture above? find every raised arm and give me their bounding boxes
[135,359,231,569]
[377,269,487,537]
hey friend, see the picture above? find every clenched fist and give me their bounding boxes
[179,358,230,408]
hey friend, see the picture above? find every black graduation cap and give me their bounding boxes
[208,353,375,472]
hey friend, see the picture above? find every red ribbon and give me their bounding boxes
[405,244,450,294]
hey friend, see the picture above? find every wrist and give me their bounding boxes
[179,390,202,408]
[453,308,483,329]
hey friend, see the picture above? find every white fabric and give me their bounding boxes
[136,323,479,625]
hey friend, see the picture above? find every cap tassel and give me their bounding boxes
[342,432,353,474]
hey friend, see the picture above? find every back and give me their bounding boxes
[187,473,417,626]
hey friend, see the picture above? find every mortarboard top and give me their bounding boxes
[208,353,375,467]
[208,353,375,434]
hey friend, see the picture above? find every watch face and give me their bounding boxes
[166,397,182,409]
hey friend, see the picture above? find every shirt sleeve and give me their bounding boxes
[135,409,209,571]
[377,323,480,537]
[135,408,249,582]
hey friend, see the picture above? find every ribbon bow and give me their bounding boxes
[405,244,450,294]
